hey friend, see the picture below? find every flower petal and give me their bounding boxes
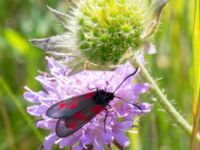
[114,131,130,147]
[132,83,150,94]
[24,86,47,103]
[133,103,152,114]
[44,134,58,150]
[143,42,157,54]
[27,105,47,116]
[59,131,82,148]
[93,138,104,150]
[24,92,40,103]
[36,120,56,130]
[72,145,84,150]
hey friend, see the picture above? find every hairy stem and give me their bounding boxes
[130,56,200,142]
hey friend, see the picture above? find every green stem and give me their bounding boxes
[0,76,43,142]
[130,56,200,142]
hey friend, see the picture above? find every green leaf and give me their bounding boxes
[192,0,200,115]
[191,0,200,149]
[4,28,29,55]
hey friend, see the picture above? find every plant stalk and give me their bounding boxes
[130,56,200,142]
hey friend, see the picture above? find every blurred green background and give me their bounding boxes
[0,0,197,150]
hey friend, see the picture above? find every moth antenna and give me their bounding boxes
[113,67,139,93]
[115,96,143,113]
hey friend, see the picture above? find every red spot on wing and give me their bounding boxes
[91,105,104,114]
[74,112,88,121]
[68,122,77,129]
[58,102,67,110]
[69,100,78,110]
[84,92,96,99]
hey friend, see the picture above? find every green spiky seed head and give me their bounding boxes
[31,0,168,74]
[72,0,145,65]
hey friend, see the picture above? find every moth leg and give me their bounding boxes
[103,108,109,133]
[107,104,119,117]
[104,81,109,91]
[108,104,112,109]
[87,84,98,91]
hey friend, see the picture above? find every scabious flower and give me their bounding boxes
[25,0,169,149]
[30,0,168,75]
[24,57,151,150]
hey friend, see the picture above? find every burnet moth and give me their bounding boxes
[46,67,142,138]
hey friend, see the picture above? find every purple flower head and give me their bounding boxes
[24,57,151,150]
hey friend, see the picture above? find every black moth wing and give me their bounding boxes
[56,100,106,137]
[47,91,100,119]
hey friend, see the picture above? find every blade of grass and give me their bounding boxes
[0,76,43,142]
[129,116,141,150]
[0,102,16,150]
[192,0,200,117]
[190,0,200,149]
[190,90,200,150]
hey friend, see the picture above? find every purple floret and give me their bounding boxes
[24,57,151,150]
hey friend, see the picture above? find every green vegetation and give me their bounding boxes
[0,0,199,150]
